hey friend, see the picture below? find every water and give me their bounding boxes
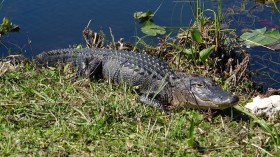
[224,1,280,90]
[0,0,194,56]
[0,0,279,89]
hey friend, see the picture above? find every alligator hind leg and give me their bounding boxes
[140,94,170,114]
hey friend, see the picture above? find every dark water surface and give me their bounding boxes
[0,0,194,56]
[1,0,280,89]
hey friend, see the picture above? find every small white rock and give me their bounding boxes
[245,95,280,118]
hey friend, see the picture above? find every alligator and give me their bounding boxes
[36,48,239,112]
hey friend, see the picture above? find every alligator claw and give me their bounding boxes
[140,94,170,114]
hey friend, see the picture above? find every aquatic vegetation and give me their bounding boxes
[240,27,280,50]
[134,11,166,37]
[0,17,19,37]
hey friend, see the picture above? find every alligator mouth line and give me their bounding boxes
[193,95,239,109]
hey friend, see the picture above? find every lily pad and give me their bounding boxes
[141,21,166,36]
[134,11,154,20]
[240,27,280,50]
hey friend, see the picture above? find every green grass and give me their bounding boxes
[0,64,279,156]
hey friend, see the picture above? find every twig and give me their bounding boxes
[83,20,92,47]
[250,143,274,157]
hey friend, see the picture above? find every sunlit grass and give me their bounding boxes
[0,63,279,156]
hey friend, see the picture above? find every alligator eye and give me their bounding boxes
[194,83,204,87]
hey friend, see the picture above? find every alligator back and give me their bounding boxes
[36,48,176,92]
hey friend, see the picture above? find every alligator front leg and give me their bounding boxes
[140,94,170,114]
[73,58,103,80]
[87,58,103,79]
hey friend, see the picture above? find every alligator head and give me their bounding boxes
[171,73,239,109]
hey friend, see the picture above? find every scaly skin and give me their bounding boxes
[36,48,239,111]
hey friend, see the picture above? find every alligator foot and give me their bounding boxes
[140,95,170,114]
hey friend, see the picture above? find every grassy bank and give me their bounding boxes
[1,0,279,155]
[0,62,279,156]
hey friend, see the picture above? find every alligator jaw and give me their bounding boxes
[173,74,239,110]
[193,93,239,109]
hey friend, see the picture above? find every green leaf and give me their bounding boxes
[183,48,194,55]
[133,11,154,20]
[240,27,280,49]
[191,29,202,43]
[187,118,195,147]
[141,21,166,36]
[199,45,215,62]
[2,17,9,26]
[183,48,195,60]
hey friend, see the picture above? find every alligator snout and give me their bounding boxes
[216,94,239,109]
[226,95,239,104]
[187,76,240,109]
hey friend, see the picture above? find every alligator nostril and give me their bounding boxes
[229,95,239,104]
